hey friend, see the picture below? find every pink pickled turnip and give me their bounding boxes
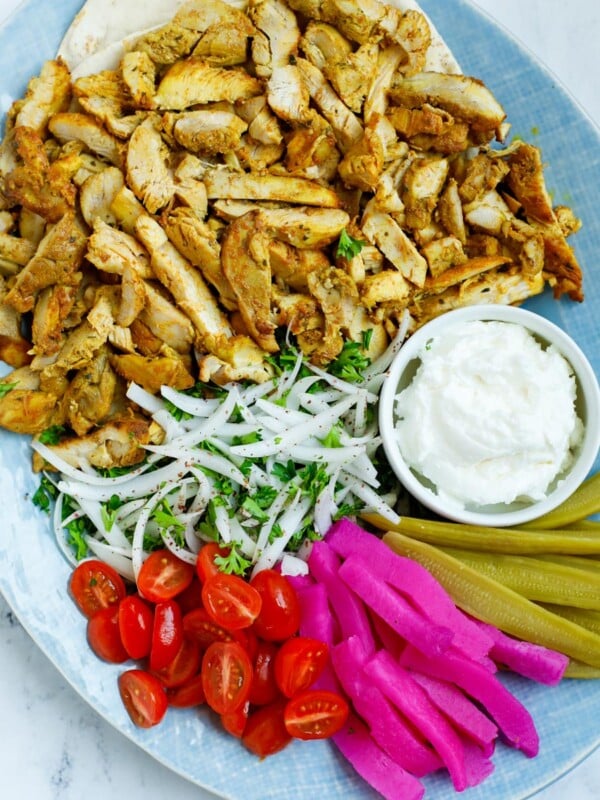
[400,645,540,757]
[308,540,377,653]
[364,650,469,792]
[333,712,425,800]
[326,518,494,663]
[470,618,569,686]
[338,555,454,658]
[410,671,498,753]
[332,636,442,777]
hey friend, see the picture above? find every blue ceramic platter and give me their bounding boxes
[0,1,599,798]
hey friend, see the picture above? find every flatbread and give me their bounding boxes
[58,0,461,78]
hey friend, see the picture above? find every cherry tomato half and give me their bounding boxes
[149,599,183,672]
[183,607,249,650]
[137,549,195,603]
[284,690,349,740]
[249,640,281,706]
[221,700,249,738]
[250,570,300,641]
[118,594,154,660]
[118,669,168,728]
[176,577,204,615]
[274,637,329,698]
[70,559,126,618]
[167,673,206,708]
[202,641,253,715]
[196,542,232,584]
[202,573,262,631]
[87,605,129,663]
[242,699,292,757]
[152,637,201,688]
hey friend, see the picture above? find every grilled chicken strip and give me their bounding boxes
[139,281,195,354]
[37,416,160,470]
[204,168,342,207]
[110,352,195,394]
[49,111,124,166]
[86,218,153,279]
[79,165,125,228]
[165,109,248,155]
[154,58,262,109]
[362,209,428,287]
[248,0,301,76]
[126,118,174,214]
[135,213,233,349]
[296,58,363,153]
[31,283,80,356]
[258,206,349,249]
[389,71,506,136]
[15,58,71,134]
[220,210,278,353]
[0,276,32,367]
[5,212,87,313]
[307,265,359,364]
[163,206,238,310]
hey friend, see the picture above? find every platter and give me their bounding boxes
[1,1,599,799]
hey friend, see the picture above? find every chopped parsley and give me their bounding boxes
[336,228,366,260]
[38,425,68,445]
[213,543,252,576]
[0,381,17,398]
[328,338,371,383]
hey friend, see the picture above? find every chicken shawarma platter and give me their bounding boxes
[0,0,584,472]
[2,2,599,798]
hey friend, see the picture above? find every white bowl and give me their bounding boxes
[379,304,600,527]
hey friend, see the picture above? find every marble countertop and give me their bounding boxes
[1,0,599,798]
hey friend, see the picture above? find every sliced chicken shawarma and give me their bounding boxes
[37,416,162,470]
[388,71,506,137]
[0,276,32,367]
[361,209,428,287]
[163,206,238,309]
[5,212,87,313]
[220,210,278,353]
[165,109,248,155]
[296,58,363,153]
[306,265,359,365]
[135,213,234,350]
[138,281,195,354]
[126,117,174,213]
[154,59,262,109]
[248,0,301,76]
[258,206,349,249]
[86,218,153,279]
[204,168,342,207]
[15,58,71,134]
[48,111,124,166]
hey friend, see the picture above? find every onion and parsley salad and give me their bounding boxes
[31,321,408,583]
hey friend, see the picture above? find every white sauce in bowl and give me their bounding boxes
[393,320,584,509]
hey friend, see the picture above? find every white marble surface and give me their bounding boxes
[1,0,599,798]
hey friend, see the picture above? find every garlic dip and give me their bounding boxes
[393,319,584,509]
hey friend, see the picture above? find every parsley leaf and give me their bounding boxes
[214,543,252,576]
[328,339,371,383]
[100,494,123,532]
[0,381,18,398]
[241,496,270,523]
[336,229,366,260]
[38,425,67,445]
[31,475,58,513]
[152,498,186,545]
[271,460,296,482]
[320,422,343,448]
